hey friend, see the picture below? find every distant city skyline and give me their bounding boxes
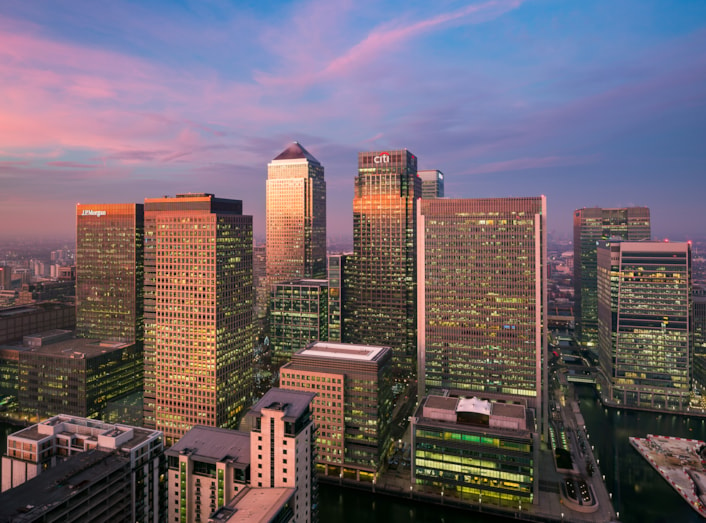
[1,0,704,241]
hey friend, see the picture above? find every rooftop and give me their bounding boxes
[0,449,130,522]
[166,426,250,465]
[250,388,315,422]
[9,414,160,450]
[210,486,295,523]
[298,341,391,362]
[272,142,320,164]
[15,336,131,358]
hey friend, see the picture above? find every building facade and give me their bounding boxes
[597,240,691,410]
[411,394,536,509]
[166,426,251,523]
[270,279,328,370]
[266,143,327,282]
[2,414,165,521]
[694,285,706,404]
[326,254,348,343]
[344,149,420,379]
[9,333,142,420]
[417,169,445,199]
[246,388,316,523]
[143,193,254,444]
[573,207,651,348]
[417,198,547,431]
[280,341,394,481]
[76,203,144,343]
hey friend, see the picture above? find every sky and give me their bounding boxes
[1,0,705,243]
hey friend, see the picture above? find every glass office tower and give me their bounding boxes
[573,207,650,347]
[417,197,547,428]
[597,240,691,410]
[417,169,445,198]
[266,142,327,282]
[344,150,420,379]
[142,194,254,443]
[76,203,144,343]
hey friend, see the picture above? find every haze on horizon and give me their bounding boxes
[1,0,705,243]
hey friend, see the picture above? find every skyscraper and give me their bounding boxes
[76,203,144,343]
[597,240,691,410]
[266,142,327,282]
[418,169,445,198]
[417,198,547,427]
[143,193,254,444]
[344,149,420,379]
[573,207,651,347]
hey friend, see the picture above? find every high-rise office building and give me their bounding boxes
[2,414,165,521]
[266,143,327,282]
[418,169,445,198]
[76,203,144,343]
[270,279,328,369]
[573,207,650,347]
[327,254,348,343]
[143,193,254,444]
[417,198,547,430]
[597,240,691,410]
[280,341,394,481]
[246,388,316,523]
[344,150,420,378]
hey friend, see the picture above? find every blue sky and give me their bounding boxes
[1,0,704,241]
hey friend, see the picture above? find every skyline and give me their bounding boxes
[1,0,705,242]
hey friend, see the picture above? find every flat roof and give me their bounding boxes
[9,415,159,449]
[166,426,250,464]
[212,487,295,522]
[424,396,458,411]
[250,388,315,422]
[18,337,130,358]
[492,402,526,419]
[298,341,390,362]
[0,449,130,522]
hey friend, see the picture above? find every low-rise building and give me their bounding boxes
[166,426,251,523]
[1,414,165,521]
[411,394,537,509]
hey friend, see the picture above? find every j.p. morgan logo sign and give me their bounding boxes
[373,152,390,164]
[82,210,107,217]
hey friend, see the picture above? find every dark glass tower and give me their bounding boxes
[417,198,547,430]
[573,207,650,348]
[344,150,420,379]
[266,142,327,282]
[76,203,144,343]
[597,240,691,410]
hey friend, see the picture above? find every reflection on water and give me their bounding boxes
[576,384,705,523]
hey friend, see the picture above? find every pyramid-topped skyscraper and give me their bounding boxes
[266,142,327,281]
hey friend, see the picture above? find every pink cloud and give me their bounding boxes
[47,161,97,169]
[460,155,597,176]
[255,0,524,88]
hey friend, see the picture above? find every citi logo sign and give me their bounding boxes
[82,210,107,217]
[373,152,390,164]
